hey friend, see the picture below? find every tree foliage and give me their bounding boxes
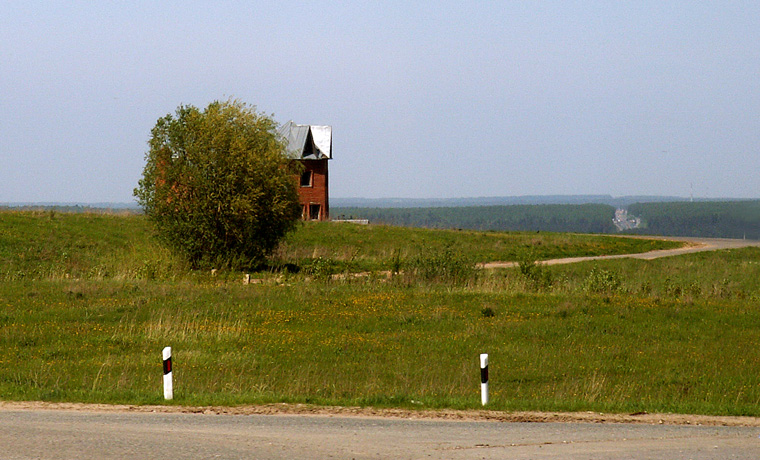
[134,100,302,269]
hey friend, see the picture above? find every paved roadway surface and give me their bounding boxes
[2,408,760,460]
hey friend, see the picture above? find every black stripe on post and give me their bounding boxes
[480,365,489,384]
[163,357,172,375]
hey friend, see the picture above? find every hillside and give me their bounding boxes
[2,210,760,416]
[0,211,677,280]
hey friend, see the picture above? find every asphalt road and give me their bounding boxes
[2,408,760,460]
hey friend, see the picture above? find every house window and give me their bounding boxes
[300,171,312,187]
[309,204,321,220]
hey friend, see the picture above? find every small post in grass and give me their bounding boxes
[480,353,489,406]
[163,346,173,400]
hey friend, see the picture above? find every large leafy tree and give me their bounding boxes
[134,100,302,269]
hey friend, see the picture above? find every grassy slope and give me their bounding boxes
[0,211,186,281]
[2,211,760,416]
[0,211,679,279]
[280,221,678,271]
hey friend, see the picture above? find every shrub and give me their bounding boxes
[407,246,475,285]
[304,257,340,281]
[481,306,496,318]
[134,99,302,269]
[517,249,553,291]
[390,249,403,275]
[582,266,621,294]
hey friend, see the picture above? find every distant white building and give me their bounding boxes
[613,208,641,231]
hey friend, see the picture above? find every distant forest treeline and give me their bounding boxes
[628,201,760,239]
[3,199,759,239]
[333,204,618,233]
[333,200,760,239]
[331,195,687,208]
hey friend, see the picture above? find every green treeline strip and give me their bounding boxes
[333,204,618,234]
[628,200,760,239]
[335,200,760,239]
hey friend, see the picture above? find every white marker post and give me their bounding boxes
[480,353,489,406]
[163,346,173,400]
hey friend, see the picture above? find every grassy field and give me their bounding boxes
[2,211,760,416]
[0,210,677,279]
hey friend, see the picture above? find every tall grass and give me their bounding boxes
[2,257,760,414]
[404,245,476,285]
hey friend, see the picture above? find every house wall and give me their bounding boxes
[297,159,329,220]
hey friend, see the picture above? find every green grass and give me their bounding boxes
[0,210,187,281]
[2,210,760,416]
[280,221,679,272]
[0,211,679,279]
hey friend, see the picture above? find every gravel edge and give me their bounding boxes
[2,401,760,427]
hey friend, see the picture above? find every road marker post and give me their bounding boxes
[480,353,489,406]
[163,346,173,400]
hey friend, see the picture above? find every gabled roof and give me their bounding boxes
[278,121,332,160]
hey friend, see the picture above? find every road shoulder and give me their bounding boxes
[2,400,760,427]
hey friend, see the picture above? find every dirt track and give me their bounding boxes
[479,236,760,269]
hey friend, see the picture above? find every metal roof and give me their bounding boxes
[278,121,332,160]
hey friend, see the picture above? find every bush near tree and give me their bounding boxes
[134,100,302,269]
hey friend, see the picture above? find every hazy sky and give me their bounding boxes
[2,1,759,203]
